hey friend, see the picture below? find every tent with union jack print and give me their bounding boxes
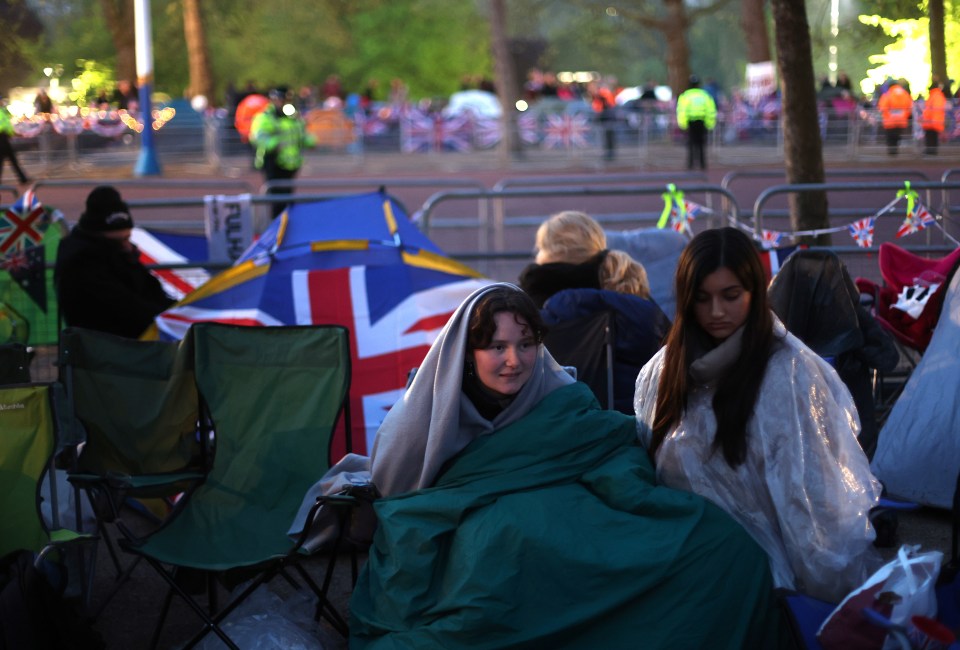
[145,191,490,458]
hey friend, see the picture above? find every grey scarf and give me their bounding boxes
[370,282,574,497]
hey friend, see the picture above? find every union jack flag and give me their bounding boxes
[542,114,592,149]
[131,228,211,300]
[517,112,540,144]
[896,201,936,238]
[760,229,785,250]
[352,110,388,138]
[848,217,875,248]
[152,192,489,457]
[472,117,502,149]
[759,245,801,281]
[400,111,472,153]
[293,267,487,456]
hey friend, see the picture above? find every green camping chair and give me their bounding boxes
[118,322,353,649]
[57,327,207,613]
[0,383,97,602]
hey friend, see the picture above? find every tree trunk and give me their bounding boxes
[182,0,215,102]
[662,0,690,97]
[740,0,771,63]
[928,0,947,87]
[99,0,136,84]
[771,0,829,245]
[489,0,520,165]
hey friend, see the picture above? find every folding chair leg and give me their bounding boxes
[150,586,176,650]
[351,548,359,586]
[295,561,349,637]
[139,557,241,650]
[182,570,275,650]
[90,555,141,620]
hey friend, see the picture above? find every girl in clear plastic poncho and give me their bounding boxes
[356,283,784,649]
[634,227,883,603]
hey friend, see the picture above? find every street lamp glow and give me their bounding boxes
[829,0,840,84]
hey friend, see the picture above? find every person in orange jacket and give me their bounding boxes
[921,81,947,155]
[877,79,913,156]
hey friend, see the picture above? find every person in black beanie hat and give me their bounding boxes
[54,185,174,338]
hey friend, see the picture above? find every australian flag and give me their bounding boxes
[0,191,52,311]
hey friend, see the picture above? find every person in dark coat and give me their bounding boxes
[518,210,610,307]
[55,185,174,338]
[542,281,670,414]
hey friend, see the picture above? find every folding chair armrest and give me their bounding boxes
[36,529,99,567]
[293,485,379,553]
[104,470,205,492]
[69,469,203,502]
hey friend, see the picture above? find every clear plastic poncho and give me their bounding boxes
[634,318,882,603]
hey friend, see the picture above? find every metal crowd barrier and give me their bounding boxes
[721,168,933,222]
[490,171,707,192]
[260,177,489,249]
[0,184,19,202]
[31,177,255,195]
[942,168,960,221]
[418,184,739,253]
[752,181,960,249]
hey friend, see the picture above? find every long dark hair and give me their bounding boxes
[651,228,774,467]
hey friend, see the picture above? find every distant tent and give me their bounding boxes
[604,227,687,319]
[148,191,490,457]
[870,262,960,508]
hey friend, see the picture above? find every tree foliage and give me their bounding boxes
[9,0,951,109]
[17,0,492,106]
[1,0,48,91]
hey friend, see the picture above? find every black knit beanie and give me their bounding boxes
[78,185,134,232]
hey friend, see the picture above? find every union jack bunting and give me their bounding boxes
[848,217,876,248]
[913,202,936,227]
[896,201,936,238]
[669,207,691,234]
[760,230,785,250]
[665,200,697,234]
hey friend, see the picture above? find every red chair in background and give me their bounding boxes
[855,243,960,354]
[855,243,960,427]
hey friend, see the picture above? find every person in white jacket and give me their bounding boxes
[634,226,882,603]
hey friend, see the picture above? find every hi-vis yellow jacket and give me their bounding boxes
[676,88,717,130]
